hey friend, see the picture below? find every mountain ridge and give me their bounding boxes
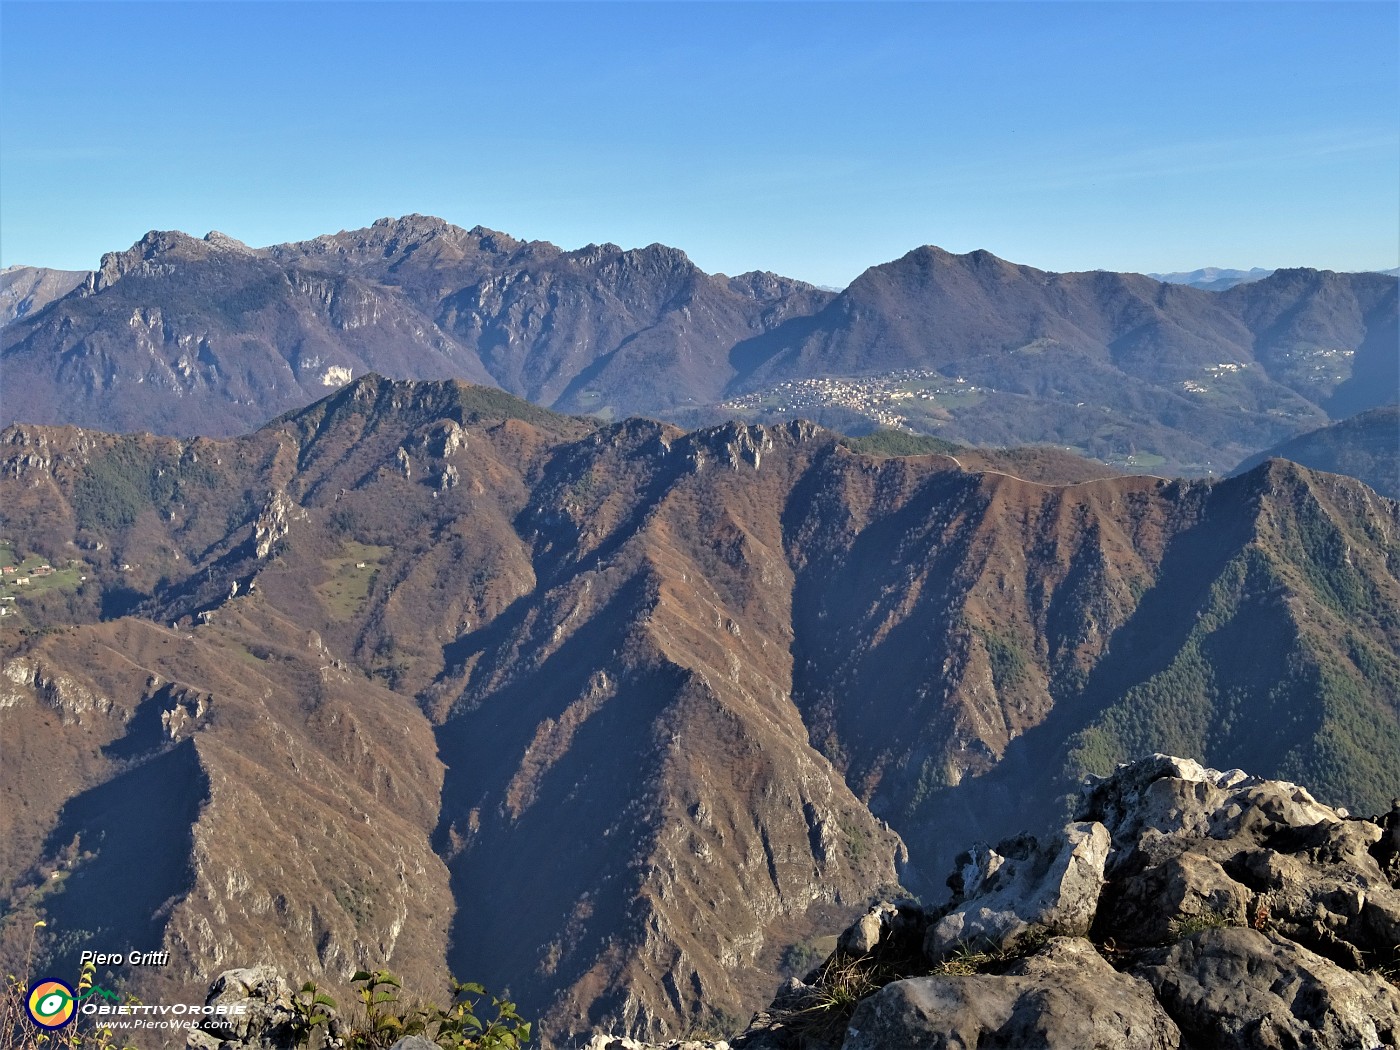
[1,378,1396,1045]
[3,218,1394,477]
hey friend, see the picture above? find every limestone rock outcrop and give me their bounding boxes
[187,967,305,1050]
[924,819,1111,960]
[722,755,1400,1050]
[1135,927,1399,1049]
[843,938,1179,1050]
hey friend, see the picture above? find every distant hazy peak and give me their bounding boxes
[1150,266,1274,285]
[1153,266,1398,286]
[0,265,89,327]
[725,269,830,300]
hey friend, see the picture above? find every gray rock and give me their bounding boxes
[1096,850,1252,946]
[835,900,924,958]
[732,757,1400,1050]
[582,1036,730,1050]
[838,903,897,956]
[1376,799,1400,882]
[1082,754,1400,964]
[924,820,1110,960]
[1133,927,1400,1049]
[387,1038,439,1050]
[1078,754,1333,871]
[842,937,1179,1050]
[186,966,299,1050]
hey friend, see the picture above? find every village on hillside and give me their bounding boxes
[0,541,86,617]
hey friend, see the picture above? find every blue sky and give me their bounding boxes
[2,2,1396,287]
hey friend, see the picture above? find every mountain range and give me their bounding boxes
[3,217,1395,476]
[2,376,1396,1046]
[1147,266,1275,291]
[1150,265,1400,290]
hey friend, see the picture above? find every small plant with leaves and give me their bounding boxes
[289,980,338,1048]
[57,961,137,1050]
[345,970,426,1050]
[929,927,1053,977]
[0,970,33,1050]
[0,924,41,1047]
[424,980,531,1050]
[331,970,530,1050]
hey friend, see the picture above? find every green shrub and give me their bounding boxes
[292,969,531,1050]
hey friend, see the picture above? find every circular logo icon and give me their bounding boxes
[27,978,76,1029]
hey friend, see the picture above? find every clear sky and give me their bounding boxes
[2,1,1396,287]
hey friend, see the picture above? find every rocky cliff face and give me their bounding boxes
[0,217,831,438]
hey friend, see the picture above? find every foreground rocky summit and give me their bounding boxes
[191,756,1400,1049]
[586,755,1400,1049]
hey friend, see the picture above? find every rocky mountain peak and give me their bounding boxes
[572,241,624,261]
[563,241,697,277]
[725,271,828,303]
[268,215,532,270]
[11,220,1394,475]
[364,214,469,254]
[633,242,693,267]
[2,375,1398,1048]
[370,212,456,235]
[202,230,253,252]
[898,244,955,266]
[852,244,1027,290]
[87,228,245,292]
[463,224,524,254]
[963,247,1007,267]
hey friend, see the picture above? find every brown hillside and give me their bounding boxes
[1,380,1396,1046]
